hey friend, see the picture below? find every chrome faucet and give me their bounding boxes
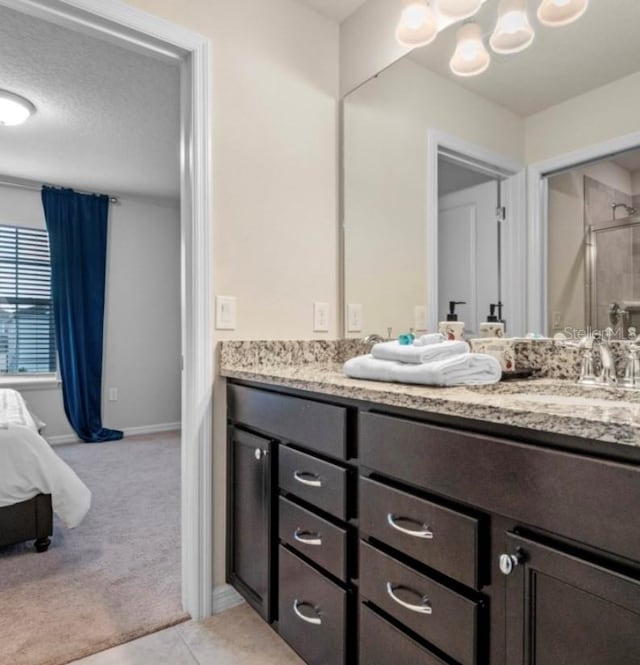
[363,333,385,345]
[592,331,617,386]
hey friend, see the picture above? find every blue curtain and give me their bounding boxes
[41,187,122,443]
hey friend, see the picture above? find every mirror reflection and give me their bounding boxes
[343,0,640,340]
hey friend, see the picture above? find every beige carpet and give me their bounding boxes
[0,432,187,665]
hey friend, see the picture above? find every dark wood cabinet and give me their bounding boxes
[227,380,640,665]
[227,427,274,621]
[503,533,640,665]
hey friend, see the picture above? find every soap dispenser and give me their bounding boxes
[480,304,505,338]
[439,301,466,340]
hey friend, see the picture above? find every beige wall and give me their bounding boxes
[344,57,524,337]
[340,0,410,96]
[525,71,640,164]
[122,0,340,590]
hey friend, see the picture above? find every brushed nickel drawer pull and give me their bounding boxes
[386,582,433,615]
[294,528,322,546]
[293,600,322,625]
[387,513,434,539]
[293,470,322,487]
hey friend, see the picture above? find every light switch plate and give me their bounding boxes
[216,296,237,330]
[347,304,363,332]
[313,302,330,332]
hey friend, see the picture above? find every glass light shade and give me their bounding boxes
[490,0,534,54]
[396,1,438,47]
[537,0,589,26]
[0,90,35,126]
[436,0,483,20]
[450,23,491,77]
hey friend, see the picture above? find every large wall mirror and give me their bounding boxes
[343,0,640,340]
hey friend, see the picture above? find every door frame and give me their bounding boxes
[426,130,526,335]
[527,129,640,335]
[0,0,214,619]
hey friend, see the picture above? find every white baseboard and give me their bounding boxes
[47,421,181,446]
[211,584,244,614]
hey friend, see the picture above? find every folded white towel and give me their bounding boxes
[371,339,469,364]
[344,353,501,386]
[413,333,444,347]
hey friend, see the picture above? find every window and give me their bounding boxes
[0,225,56,375]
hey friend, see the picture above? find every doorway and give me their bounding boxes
[427,130,526,336]
[0,0,213,622]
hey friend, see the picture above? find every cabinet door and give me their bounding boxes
[502,533,640,665]
[228,427,273,621]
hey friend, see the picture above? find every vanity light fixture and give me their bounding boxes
[396,0,588,77]
[490,0,535,54]
[436,0,483,20]
[396,0,438,47]
[0,90,36,126]
[537,0,589,27]
[450,23,491,77]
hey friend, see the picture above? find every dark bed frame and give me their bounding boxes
[0,494,52,552]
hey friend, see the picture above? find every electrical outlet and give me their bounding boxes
[414,305,427,331]
[216,296,237,330]
[552,311,563,329]
[347,304,363,332]
[108,387,118,402]
[313,302,330,332]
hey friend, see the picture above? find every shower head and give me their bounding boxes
[611,202,637,219]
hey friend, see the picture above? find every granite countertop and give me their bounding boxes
[219,341,640,450]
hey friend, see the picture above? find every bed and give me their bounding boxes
[0,389,91,552]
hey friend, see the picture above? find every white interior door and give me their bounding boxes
[438,181,498,335]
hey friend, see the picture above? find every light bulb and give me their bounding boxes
[0,90,36,126]
[537,0,588,26]
[450,23,491,77]
[490,0,534,54]
[436,0,483,20]
[396,1,438,47]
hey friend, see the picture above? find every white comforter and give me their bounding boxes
[0,389,91,528]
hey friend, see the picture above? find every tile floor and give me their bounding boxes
[68,604,304,665]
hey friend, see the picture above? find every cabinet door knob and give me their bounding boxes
[254,448,267,460]
[499,549,525,576]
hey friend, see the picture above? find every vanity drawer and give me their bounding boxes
[279,446,348,520]
[279,496,348,582]
[360,604,447,665]
[359,411,640,563]
[228,384,347,459]
[359,477,480,589]
[278,546,347,665]
[359,541,479,665]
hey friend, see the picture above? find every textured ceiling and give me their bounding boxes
[409,0,640,116]
[295,0,367,22]
[0,5,180,201]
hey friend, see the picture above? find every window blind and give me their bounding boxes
[0,225,56,375]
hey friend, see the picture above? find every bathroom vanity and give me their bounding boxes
[223,342,640,665]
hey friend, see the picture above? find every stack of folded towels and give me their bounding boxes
[344,333,501,386]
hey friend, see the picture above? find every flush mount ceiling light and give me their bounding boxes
[436,0,483,20]
[396,0,438,48]
[450,23,491,77]
[537,0,589,27]
[0,90,36,126]
[490,0,535,54]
